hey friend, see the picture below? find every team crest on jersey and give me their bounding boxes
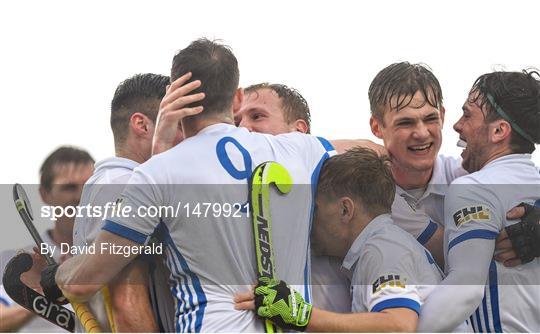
[453,205,491,227]
[372,274,406,294]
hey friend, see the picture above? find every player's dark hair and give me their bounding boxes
[245,83,311,133]
[171,38,239,116]
[40,146,94,191]
[317,147,395,218]
[468,69,540,153]
[110,73,170,145]
[368,62,443,122]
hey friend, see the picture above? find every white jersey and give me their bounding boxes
[392,155,466,243]
[74,157,138,246]
[310,155,466,313]
[443,154,540,333]
[342,214,468,332]
[310,254,351,312]
[104,124,335,332]
[0,231,70,333]
[74,156,175,332]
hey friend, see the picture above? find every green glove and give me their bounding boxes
[254,277,312,332]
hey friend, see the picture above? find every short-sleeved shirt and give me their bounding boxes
[444,154,540,333]
[342,214,469,332]
[103,124,335,332]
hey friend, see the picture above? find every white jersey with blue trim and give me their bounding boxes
[73,157,175,332]
[103,123,335,332]
[341,214,468,332]
[440,154,540,333]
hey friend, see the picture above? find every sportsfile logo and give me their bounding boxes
[372,274,406,294]
[452,205,491,227]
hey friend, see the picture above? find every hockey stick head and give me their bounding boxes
[2,252,33,289]
[13,183,34,221]
[2,253,76,332]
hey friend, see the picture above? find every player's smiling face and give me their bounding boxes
[453,91,492,173]
[235,89,295,135]
[371,91,444,174]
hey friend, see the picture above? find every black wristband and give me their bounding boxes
[40,263,67,304]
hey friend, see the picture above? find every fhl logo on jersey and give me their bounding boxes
[372,274,406,294]
[453,205,491,227]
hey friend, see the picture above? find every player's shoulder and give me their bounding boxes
[433,155,467,184]
[87,157,137,185]
[353,215,419,262]
[364,223,421,257]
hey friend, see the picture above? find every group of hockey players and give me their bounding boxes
[1,38,540,333]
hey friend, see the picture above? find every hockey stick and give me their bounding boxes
[3,252,77,332]
[249,162,293,333]
[11,183,102,332]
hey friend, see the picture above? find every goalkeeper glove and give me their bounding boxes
[254,277,312,332]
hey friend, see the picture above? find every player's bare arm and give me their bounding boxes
[109,260,158,332]
[330,139,386,155]
[234,280,418,332]
[55,230,140,302]
[0,304,35,332]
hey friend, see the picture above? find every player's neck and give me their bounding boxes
[182,113,235,139]
[115,147,148,164]
[477,146,515,172]
[391,164,433,190]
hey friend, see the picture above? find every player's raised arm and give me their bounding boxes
[329,139,386,155]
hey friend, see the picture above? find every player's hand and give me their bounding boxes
[234,287,256,310]
[495,203,540,267]
[152,72,205,155]
[253,277,312,332]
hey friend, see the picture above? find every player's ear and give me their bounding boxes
[130,112,151,138]
[339,197,355,224]
[370,116,384,139]
[293,119,309,134]
[491,120,512,144]
[232,88,244,115]
[439,105,446,125]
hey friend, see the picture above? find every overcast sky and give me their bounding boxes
[1,1,539,249]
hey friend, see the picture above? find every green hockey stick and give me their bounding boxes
[249,162,293,333]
